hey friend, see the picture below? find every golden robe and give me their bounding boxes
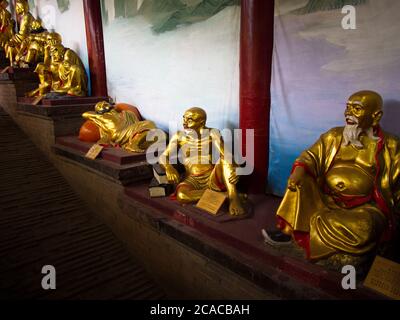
[82,109,157,153]
[0,8,14,47]
[52,49,88,96]
[277,127,400,260]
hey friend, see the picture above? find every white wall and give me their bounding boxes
[102,5,241,132]
[30,0,89,85]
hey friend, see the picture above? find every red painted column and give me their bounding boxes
[83,0,108,97]
[240,0,274,194]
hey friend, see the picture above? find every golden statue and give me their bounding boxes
[0,0,14,48]
[82,101,158,153]
[27,41,87,97]
[263,91,400,268]
[5,0,41,66]
[159,107,246,216]
[15,30,60,66]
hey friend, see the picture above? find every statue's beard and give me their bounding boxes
[343,116,379,148]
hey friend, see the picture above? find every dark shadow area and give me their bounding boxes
[0,109,165,300]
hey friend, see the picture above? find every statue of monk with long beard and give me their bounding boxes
[263,91,400,269]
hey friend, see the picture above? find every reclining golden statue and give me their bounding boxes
[159,107,246,216]
[82,101,158,153]
[0,0,14,49]
[27,41,87,97]
[263,91,399,269]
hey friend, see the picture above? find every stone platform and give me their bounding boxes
[0,70,38,120]
[0,67,38,81]
[10,96,109,157]
[53,136,152,185]
[121,183,384,299]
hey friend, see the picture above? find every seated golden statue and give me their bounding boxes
[263,91,400,268]
[27,42,87,97]
[159,107,246,216]
[82,101,158,153]
[0,0,14,49]
[5,0,41,67]
[15,31,60,66]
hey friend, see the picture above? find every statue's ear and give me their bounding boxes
[372,110,383,126]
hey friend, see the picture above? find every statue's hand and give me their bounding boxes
[165,166,180,184]
[288,166,305,192]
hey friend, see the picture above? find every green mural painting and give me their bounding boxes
[28,0,70,13]
[57,0,70,13]
[101,0,239,33]
[293,0,367,15]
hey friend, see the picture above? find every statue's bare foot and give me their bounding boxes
[229,195,246,216]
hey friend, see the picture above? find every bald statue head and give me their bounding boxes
[46,32,62,46]
[345,90,383,130]
[183,107,207,131]
[95,101,113,115]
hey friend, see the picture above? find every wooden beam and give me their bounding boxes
[83,0,108,97]
[239,0,274,194]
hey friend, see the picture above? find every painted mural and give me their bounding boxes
[101,0,239,33]
[100,0,241,131]
[268,0,400,195]
[28,0,70,13]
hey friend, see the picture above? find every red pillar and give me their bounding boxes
[83,0,108,97]
[239,0,274,194]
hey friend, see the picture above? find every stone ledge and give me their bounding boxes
[18,96,109,106]
[17,102,99,119]
[122,183,386,300]
[0,68,38,81]
[56,136,147,165]
[52,142,152,186]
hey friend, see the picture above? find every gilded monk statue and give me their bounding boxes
[15,30,60,66]
[263,91,400,268]
[159,107,246,216]
[82,101,158,153]
[27,41,87,97]
[0,1,14,49]
[5,0,41,66]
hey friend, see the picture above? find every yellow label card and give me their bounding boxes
[85,144,104,160]
[364,256,400,300]
[196,189,227,215]
[32,95,44,105]
[1,66,10,74]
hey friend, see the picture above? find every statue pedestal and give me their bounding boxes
[53,136,152,185]
[0,51,8,69]
[12,97,109,157]
[0,71,38,119]
[121,183,384,299]
[0,67,38,81]
[18,95,109,106]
